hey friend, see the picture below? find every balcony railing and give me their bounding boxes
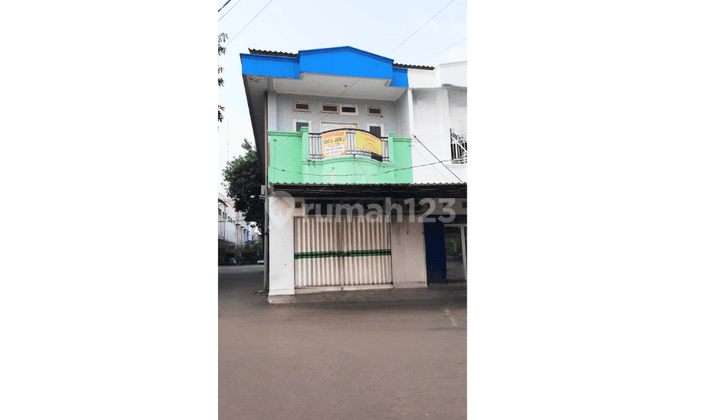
[308,129,390,163]
[450,129,467,164]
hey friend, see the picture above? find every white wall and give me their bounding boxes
[268,194,298,296]
[407,62,467,89]
[218,220,236,245]
[396,89,412,138]
[434,62,467,88]
[267,92,278,131]
[448,88,467,134]
[267,196,466,295]
[411,89,454,183]
[390,220,427,288]
[274,93,399,135]
[409,87,467,184]
[406,62,467,184]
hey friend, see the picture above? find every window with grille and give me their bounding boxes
[293,101,311,112]
[366,105,383,117]
[320,103,339,113]
[450,129,467,164]
[340,104,358,115]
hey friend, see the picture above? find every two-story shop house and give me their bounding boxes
[240,46,467,301]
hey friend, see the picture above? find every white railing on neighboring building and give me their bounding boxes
[450,129,467,164]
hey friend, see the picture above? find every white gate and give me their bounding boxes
[294,216,392,288]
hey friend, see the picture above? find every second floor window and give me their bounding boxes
[295,121,309,132]
[450,129,467,164]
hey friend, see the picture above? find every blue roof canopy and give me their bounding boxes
[240,46,409,88]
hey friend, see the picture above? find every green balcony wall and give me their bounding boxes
[267,129,413,185]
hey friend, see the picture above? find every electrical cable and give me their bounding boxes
[306,0,459,128]
[388,0,456,56]
[412,135,463,182]
[219,0,242,21]
[421,37,466,65]
[268,158,458,179]
[226,0,274,46]
[218,0,233,13]
[412,142,453,183]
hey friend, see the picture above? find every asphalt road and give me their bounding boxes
[219,265,467,420]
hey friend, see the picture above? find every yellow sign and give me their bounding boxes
[322,130,346,158]
[355,131,382,156]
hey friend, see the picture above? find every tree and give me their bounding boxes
[218,32,228,122]
[223,139,264,232]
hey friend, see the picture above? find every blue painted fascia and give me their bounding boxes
[299,47,393,80]
[240,53,300,79]
[299,46,394,64]
[390,67,408,87]
[240,47,409,87]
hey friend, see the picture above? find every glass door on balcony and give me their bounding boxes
[321,122,358,132]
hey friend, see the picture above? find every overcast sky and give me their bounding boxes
[217,0,468,194]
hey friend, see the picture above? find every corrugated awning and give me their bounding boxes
[271,183,467,199]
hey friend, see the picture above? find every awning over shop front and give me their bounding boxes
[271,183,466,199]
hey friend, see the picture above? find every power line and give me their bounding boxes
[388,0,456,56]
[412,135,463,182]
[412,142,453,183]
[306,0,459,129]
[421,37,466,65]
[218,0,233,13]
[268,158,459,179]
[219,0,242,22]
[226,0,274,47]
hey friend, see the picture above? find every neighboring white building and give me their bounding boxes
[218,192,236,256]
[406,61,467,183]
[240,46,467,301]
[234,210,260,248]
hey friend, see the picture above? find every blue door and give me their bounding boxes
[424,217,446,282]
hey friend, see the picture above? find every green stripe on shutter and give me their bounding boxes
[294,249,391,259]
[345,249,391,257]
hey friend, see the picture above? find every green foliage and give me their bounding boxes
[237,240,263,262]
[218,32,228,122]
[223,139,264,232]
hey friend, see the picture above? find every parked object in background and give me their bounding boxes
[219,256,237,266]
[238,241,262,265]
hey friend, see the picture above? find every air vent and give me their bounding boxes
[293,101,311,112]
[367,106,383,117]
[320,103,339,113]
[340,105,358,115]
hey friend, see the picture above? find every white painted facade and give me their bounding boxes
[407,62,468,184]
[266,196,467,297]
[241,49,467,299]
[234,211,259,247]
[263,61,468,297]
[218,193,237,246]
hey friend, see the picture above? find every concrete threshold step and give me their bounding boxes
[267,284,466,305]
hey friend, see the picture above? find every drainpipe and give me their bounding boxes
[263,180,269,292]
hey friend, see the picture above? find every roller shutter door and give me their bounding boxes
[294,216,392,288]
